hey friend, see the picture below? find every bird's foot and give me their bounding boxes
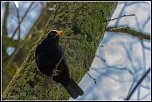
[53,69,61,76]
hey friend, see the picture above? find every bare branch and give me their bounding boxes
[87,73,96,84]
[4,2,21,70]
[125,67,150,100]
[104,14,135,22]
[11,2,34,39]
[14,1,21,43]
[2,2,9,36]
[4,2,34,70]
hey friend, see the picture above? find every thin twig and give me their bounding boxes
[11,2,34,39]
[125,67,150,100]
[15,2,21,43]
[104,14,135,22]
[87,73,96,84]
[2,2,9,36]
[39,40,69,99]
[4,2,21,71]
[4,2,34,70]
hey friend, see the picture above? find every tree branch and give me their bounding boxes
[4,2,21,70]
[4,2,35,70]
[106,26,150,40]
[11,2,34,39]
[87,73,96,84]
[125,67,150,100]
[103,14,135,22]
[2,2,9,36]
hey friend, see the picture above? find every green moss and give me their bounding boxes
[2,2,117,100]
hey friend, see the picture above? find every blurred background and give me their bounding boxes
[2,1,57,92]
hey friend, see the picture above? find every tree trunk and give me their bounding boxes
[2,2,117,100]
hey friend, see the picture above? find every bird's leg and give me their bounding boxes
[53,69,61,76]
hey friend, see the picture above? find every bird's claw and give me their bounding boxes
[53,69,61,76]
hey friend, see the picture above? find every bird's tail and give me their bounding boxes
[63,79,84,99]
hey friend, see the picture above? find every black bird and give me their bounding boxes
[35,30,84,99]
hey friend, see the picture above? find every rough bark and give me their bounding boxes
[2,2,117,100]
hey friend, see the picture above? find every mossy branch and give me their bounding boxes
[106,26,150,40]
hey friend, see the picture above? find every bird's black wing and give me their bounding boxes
[35,43,53,75]
[58,45,72,79]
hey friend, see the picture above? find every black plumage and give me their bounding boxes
[35,30,84,99]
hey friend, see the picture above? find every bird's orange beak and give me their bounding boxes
[56,30,62,36]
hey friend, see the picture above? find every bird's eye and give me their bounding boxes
[49,31,56,36]
[49,33,54,36]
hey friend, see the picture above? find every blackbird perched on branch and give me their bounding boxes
[35,30,84,99]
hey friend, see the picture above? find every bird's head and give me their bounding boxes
[47,30,62,38]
